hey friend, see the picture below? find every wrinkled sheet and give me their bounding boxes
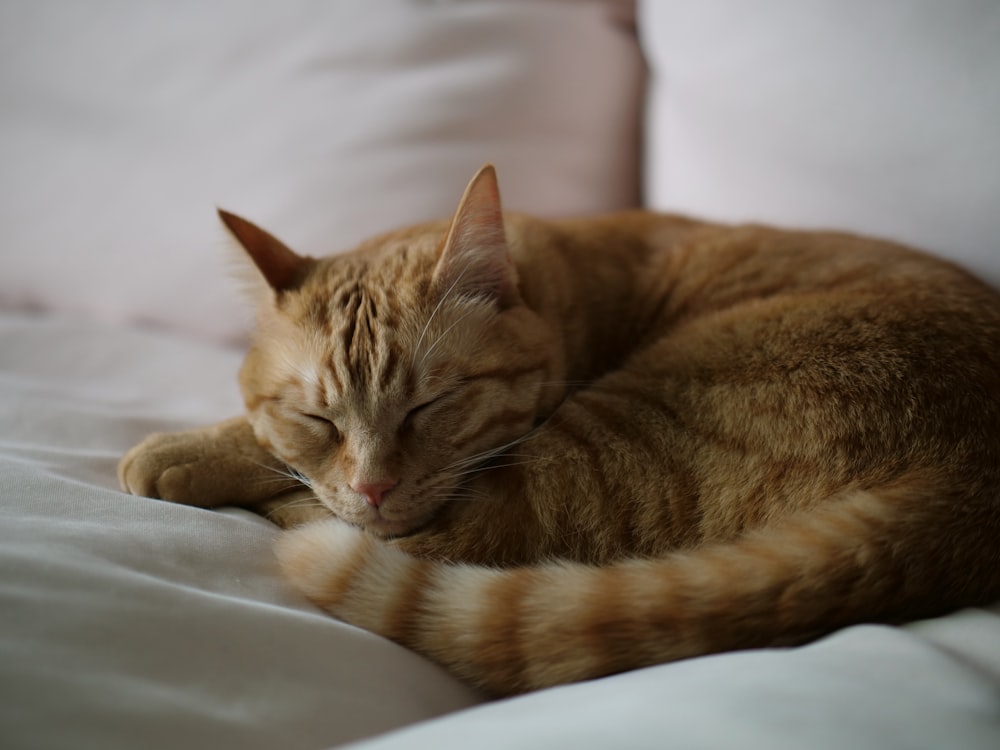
[0,312,481,749]
[2,311,998,750]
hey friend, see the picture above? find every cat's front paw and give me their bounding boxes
[118,417,290,508]
[119,429,225,506]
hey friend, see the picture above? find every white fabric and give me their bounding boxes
[640,0,1000,288]
[349,610,1000,750]
[0,0,642,344]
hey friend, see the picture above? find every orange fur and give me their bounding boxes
[121,164,1000,695]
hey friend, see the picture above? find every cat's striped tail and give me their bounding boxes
[274,480,1000,695]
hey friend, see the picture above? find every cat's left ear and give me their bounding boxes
[433,164,520,308]
[218,209,315,294]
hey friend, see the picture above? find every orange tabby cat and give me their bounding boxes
[120,164,1000,696]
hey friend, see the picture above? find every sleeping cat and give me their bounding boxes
[120,164,1000,696]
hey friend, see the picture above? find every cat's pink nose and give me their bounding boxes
[351,479,398,508]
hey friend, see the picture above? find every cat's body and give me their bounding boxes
[120,165,1000,695]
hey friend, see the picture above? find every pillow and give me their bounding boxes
[640,0,1000,288]
[0,0,643,344]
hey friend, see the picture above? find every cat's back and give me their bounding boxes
[541,209,997,307]
[521,210,1000,476]
[526,212,998,353]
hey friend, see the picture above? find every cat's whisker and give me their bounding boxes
[247,459,313,489]
[280,496,324,510]
[262,493,325,518]
[442,483,495,502]
[254,477,309,489]
[253,469,308,485]
[442,432,542,472]
[443,452,501,472]
[412,266,470,368]
[455,455,544,472]
[442,455,543,480]
[263,498,326,522]
[414,373,449,391]
[447,459,542,480]
[417,306,481,369]
[445,458,545,484]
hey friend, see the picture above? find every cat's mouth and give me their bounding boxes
[311,482,445,538]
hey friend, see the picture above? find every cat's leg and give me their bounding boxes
[254,494,336,529]
[119,416,307,511]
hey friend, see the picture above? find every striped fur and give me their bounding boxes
[275,478,984,694]
[121,165,1000,695]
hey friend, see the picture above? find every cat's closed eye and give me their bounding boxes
[402,398,441,432]
[303,413,341,441]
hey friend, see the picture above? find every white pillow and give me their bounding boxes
[0,0,643,343]
[640,0,1000,288]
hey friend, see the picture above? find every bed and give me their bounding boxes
[3,2,999,748]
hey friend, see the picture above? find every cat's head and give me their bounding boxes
[224,165,560,536]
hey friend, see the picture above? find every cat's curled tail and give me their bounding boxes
[275,473,1000,695]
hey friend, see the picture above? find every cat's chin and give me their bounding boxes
[361,516,427,539]
[314,493,441,539]
[352,508,439,539]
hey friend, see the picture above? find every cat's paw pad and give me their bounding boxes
[275,520,412,634]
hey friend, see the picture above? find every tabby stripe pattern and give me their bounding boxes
[275,481,974,695]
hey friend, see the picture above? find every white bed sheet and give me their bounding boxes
[0,312,481,749]
[2,311,999,750]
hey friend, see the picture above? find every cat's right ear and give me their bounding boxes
[433,164,519,309]
[217,209,314,294]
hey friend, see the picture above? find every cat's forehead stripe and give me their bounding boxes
[319,262,412,401]
[338,283,364,363]
[377,342,402,392]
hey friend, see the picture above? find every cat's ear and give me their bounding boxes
[218,209,314,294]
[433,164,519,308]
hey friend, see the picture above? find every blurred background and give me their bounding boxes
[1,0,997,344]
